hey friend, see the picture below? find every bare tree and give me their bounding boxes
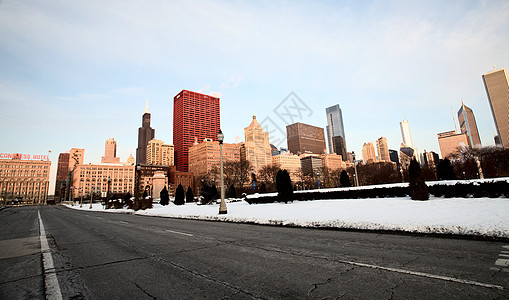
[221,160,253,189]
[258,163,281,192]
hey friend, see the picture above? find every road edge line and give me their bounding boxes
[38,210,63,300]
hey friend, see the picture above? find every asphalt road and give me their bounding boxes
[1,205,508,299]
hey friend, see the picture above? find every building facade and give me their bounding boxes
[376,137,390,162]
[168,166,194,196]
[389,149,400,167]
[272,153,301,182]
[362,142,377,164]
[319,153,345,171]
[188,138,241,178]
[240,116,272,173]
[73,163,135,199]
[437,130,469,158]
[101,138,121,164]
[421,150,440,167]
[300,155,322,176]
[138,165,171,199]
[458,102,481,149]
[0,157,51,204]
[482,68,509,149]
[136,109,155,165]
[325,104,347,159]
[399,146,417,170]
[69,148,84,171]
[287,122,326,155]
[146,139,174,166]
[173,90,220,172]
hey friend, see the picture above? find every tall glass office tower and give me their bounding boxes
[482,68,509,149]
[458,102,481,148]
[325,105,347,159]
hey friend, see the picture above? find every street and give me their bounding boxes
[1,205,508,299]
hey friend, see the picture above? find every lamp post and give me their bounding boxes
[251,169,256,192]
[106,177,111,209]
[218,130,227,214]
[352,151,359,187]
[90,184,94,209]
[135,165,141,209]
[316,171,320,189]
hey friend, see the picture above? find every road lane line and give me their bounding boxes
[38,210,63,300]
[337,259,504,290]
[165,229,194,237]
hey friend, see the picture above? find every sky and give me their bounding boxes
[1,0,508,194]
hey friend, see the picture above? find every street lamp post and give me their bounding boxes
[251,170,256,192]
[352,151,359,187]
[106,177,111,209]
[218,130,227,214]
[90,184,94,209]
[135,165,142,209]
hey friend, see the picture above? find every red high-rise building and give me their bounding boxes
[173,90,220,171]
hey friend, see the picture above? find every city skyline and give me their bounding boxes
[0,1,508,194]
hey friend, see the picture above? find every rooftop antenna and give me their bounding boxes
[144,98,149,113]
[451,107,458,133]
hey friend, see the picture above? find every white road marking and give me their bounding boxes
[492,245,509,273]
[337,259,504,290]
[38,210,63,300]
[165,229,194,237]
[495,259,509,267]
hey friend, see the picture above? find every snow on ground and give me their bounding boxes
[64,195,509,239]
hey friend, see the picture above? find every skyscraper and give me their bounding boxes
[101,138,120,163]
[458,102,481,148]
[376,137,390,162]
[400,118,413,147]
[325,105,347,159]
[287,122,326,155]
[136,104,155,165]
[146,139,174,166]
[362,142,377,164]
[399,117,419,162]
[173,90,220,172]
[241,116,273,173]
[482,68,509,149]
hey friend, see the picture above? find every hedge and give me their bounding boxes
[245,180,509,204]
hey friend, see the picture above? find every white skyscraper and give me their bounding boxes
[399,117,419,163]
[400,118,413,147]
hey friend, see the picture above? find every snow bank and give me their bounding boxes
[64,195,509,239]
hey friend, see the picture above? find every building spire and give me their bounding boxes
[451,107,458,133]
[145,98,149,114]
